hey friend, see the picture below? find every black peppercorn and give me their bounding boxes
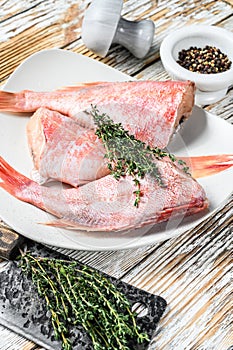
[176,45,232,74]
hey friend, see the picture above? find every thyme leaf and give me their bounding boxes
[91,106,189,207]
[20,253,149,350]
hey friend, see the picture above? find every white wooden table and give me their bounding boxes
[0,1,232,349]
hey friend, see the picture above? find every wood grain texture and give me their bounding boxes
[0,0,233,349]
[0,325,36,350]
[122,196,233,349]
[1,0,233,84]
[0,224,23,260]
[0,0,89,84]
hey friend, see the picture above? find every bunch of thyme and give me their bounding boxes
[91,106,189,207]
[20,252,149,350]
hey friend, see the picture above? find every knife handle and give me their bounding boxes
[0,222,24,260]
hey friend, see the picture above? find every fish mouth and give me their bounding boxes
[170,81,195,142]
[172,114,187,137]
[137,197,209,230]
[178,114,188,126]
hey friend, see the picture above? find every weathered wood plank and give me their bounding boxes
[122,197,233,349]
[0,0,86,42]
[205,89,233,123]
[0,1,232,349]
[0,1,42,22]
[1,0,233,84]
[46,243,160,278]
[0,0,89,84]
[0,325,37,350]
[225,0,233,6]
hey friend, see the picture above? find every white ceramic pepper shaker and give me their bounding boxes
[82,0,155,59]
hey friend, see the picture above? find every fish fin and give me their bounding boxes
[0,91,29,112]
[42,219,92,230]
[0,156,47,211]
[58,82,111,92]
[0,91,17,111]
[0,156,35,200]
[181,154,233,178]
[41,220,98,231]
[156,199,209,223]
[39,220,73,229]
[41,219,135,232]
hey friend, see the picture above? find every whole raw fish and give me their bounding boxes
[0,156,208,232]
[0,80,195,148]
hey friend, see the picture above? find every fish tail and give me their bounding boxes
[181,155,233,178]
[0,156,43,207]
[0,91,19,111]
[0,90,32,112]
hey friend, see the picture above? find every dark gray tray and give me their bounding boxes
[0,241,167,350]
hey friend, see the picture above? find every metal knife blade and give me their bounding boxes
[0,225,167,350]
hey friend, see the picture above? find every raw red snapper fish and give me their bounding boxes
[0,156,208,232]
[27,108,233,187]
[0,80,195,148]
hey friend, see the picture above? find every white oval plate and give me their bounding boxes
[0,49,232,251]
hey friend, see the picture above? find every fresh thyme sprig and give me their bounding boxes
[91,106,189,207]
[20,252,149,350]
